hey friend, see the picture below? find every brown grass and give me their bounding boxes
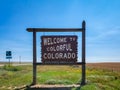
[87,62,120,72]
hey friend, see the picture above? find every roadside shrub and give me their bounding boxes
[3,64,22,71]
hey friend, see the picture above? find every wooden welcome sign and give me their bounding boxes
[26,20,86,85]
[41,36,77,64]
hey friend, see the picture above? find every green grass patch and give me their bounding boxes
[37,66,81,84]
[2,64,22,71]
[0,65,32,89]
[0,65,120,90]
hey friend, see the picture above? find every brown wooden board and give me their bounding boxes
[41,35,78,64]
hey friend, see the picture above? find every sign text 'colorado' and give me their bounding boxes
[41,36,78,64]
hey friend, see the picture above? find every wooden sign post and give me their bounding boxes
[26,20,86,85]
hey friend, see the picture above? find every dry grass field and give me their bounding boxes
[87,62,120,72]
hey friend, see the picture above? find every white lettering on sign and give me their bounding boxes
[41,36,78,64]
[46,44,72,52]
[43,53,76,60]
[43,37,67,46]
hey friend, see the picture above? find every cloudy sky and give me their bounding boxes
[0,0,120,62]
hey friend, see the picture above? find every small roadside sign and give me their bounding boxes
[6,51,12,59]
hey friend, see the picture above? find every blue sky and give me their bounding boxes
[0,0,120,62]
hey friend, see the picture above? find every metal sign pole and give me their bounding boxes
[9,58,10,66]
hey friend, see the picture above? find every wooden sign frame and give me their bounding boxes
[26,20,86,85]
